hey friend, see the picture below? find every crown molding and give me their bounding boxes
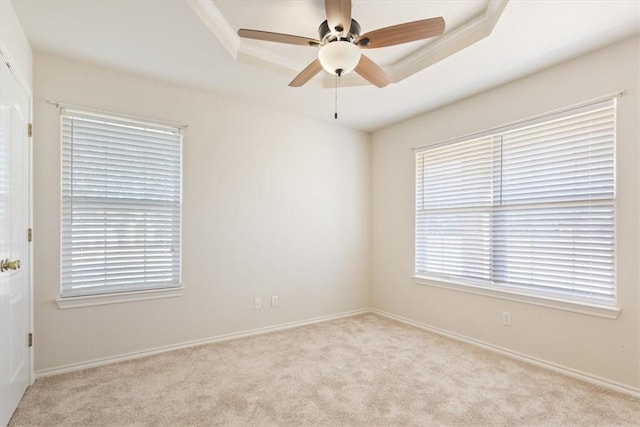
[188,0,240,59]
[388,0,509,83]
[190,0,509,89]
[237,42,308,80]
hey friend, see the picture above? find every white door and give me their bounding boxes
[0,54,31,427]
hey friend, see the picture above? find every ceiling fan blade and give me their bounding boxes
[325,0,352,35]
[238,29,321,47]
[354,55,392,88]
[289,59,324,87]
[357,17,445,49]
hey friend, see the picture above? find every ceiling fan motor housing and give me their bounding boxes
[318,19,361,43]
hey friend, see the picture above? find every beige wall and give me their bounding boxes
[33,53,371,371]
[0,0,32,89]
[371,36,640,390]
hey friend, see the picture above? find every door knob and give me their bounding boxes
[0,259,21,272]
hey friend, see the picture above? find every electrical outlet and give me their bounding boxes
[254,297,261,310]
[271,296,278,307]
[502,311,512,326]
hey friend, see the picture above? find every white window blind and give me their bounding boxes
[61,109,182,298]
[416,98,616,306]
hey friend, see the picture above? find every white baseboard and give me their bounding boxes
[35,308,370,378]
[371,308,640,399]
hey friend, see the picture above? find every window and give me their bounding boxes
[415,98,616,308]
[61,108,182,298]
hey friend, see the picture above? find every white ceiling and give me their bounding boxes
[11,0,640,132]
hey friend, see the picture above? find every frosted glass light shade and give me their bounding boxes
[318,41,361,76]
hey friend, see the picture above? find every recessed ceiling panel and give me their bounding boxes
[11,0,640,131]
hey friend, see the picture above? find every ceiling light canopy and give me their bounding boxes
[317,41,361,77]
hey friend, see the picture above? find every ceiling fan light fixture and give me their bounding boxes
[237,1,445,88]
[318,41,361,76]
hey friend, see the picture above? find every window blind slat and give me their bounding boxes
[415,98,616,306]
[61,111,182,298]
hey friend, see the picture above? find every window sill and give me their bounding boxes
[413,276,620,319]
[56,287,184,309]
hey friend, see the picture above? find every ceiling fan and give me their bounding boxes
[237,0,445,88]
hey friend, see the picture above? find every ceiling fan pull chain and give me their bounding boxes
[334,72,340,119]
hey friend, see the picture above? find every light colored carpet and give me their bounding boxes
[9,313,640,426]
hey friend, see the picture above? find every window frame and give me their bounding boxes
[413,97,620,319]
[58,106,185,308]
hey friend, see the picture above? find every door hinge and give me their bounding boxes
[28,123,33,138]
[28,228,32,242]
[28,333,33,347]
